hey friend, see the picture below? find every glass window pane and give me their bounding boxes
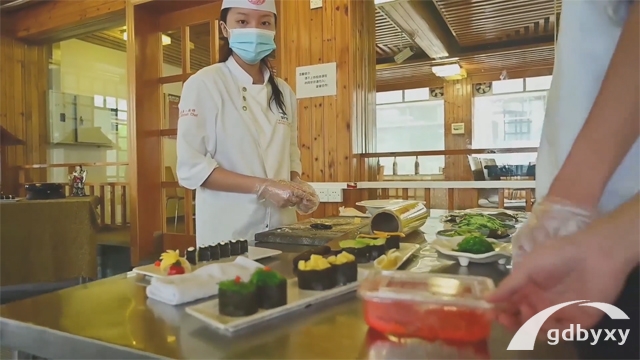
[376,90,403,104]
[189,22,211,72]
[472,91,547,150]
[526,75,553,91]
[403,87,430,102]
[162,82,182,130]
[163,29,183,76]
[118,98,127,111]
[93,95,104,107]
[105,96,117,108]
[117,111,127,121]
[492,79,524,94]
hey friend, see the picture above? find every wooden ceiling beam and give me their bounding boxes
[2,0,126,43]
[377,0,456,59]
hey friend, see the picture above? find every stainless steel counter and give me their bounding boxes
[0,218,579,359]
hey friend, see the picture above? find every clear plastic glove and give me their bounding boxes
[289,178,320,215]
[512,196,595,265]
[254,179,299,208]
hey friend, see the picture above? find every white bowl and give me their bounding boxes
[355,200,424,216]
[431,237,512,267]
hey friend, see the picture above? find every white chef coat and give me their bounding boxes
[176,57,302,246]
[536,0,639,214]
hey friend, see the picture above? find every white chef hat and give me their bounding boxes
[221,0,277,15]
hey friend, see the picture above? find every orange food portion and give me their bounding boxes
[363,300,492,343]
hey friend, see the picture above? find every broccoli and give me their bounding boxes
[454,235,495,255]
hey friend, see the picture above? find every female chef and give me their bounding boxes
[176,0,319,246]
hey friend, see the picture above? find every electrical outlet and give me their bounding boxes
[326,188,343,202]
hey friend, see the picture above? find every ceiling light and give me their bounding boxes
[432,63,461,77]
[122,31,172,46]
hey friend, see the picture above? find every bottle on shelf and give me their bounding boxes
[392,157,398,175]
[414,156,420,175]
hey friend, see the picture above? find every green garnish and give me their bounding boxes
[454,234,495,255]
[354,238,386,246]
[339,240,368,248]
[219,276,256,293]
[250,267,285,286]
[455,214,508,231]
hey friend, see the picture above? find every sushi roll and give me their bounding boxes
[297,255,336,291]
[366,238,387,261]
[219,242,231,258]
[186,247,198,265]
[218,276,259,317]
[326,252,357,286]
[208,244,220,261]
[230,240,241,256]
[239,239,249,254]
[292,246,332,273]
[385,235,401,250]
[339,240,370,263]
[197,246,211,262]
[250,267,287,309]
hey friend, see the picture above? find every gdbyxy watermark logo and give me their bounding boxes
[507,300,631,350]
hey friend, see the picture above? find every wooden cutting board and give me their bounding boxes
[254,217,370,246]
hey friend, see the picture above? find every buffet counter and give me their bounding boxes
[0,216,577,360]
[0,197,100,286]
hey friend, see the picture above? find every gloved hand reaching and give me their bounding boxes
[254,179,300,208]
[512,196,595,265]
[289,178,320,215]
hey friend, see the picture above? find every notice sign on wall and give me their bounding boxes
[295,62,337,99]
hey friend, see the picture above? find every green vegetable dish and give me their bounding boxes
[453,214,512,239]
[454,234,495,255]
[441,228,482,237]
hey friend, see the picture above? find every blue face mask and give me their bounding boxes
[227,27,276,65]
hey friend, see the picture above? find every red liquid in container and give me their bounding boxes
[358,272,495,343]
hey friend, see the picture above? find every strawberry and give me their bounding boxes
[167,263,185,275]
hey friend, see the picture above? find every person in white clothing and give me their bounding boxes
[176,0,319,246]
[492,1,638,359]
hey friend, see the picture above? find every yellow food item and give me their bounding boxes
[357,233,389,239]
[373,231,406,238]
[159,250,191,273]
[298,254,331,271]
[374,250,402,270]
[326,252,355,265]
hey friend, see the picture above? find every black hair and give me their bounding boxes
[220,8,287,115]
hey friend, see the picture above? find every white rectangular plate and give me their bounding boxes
[132,246,282,278]
[186,268,367,334]
[359,243,420,271]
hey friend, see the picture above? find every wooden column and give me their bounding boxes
[0,36,49,194]
[443,77,476,209]
[275,0,377,218]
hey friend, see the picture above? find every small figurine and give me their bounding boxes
[69,165,87,197]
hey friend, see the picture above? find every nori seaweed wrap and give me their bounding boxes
[186,247,197,265]
[239,239,249,254]
[218,276,258,317]
[197,246,211,262]
[250,267,287,309]
[385,235,401,250]
[297,255,336,291]
[366,238,387,261]
[208,244,220,261]
[230,240,241,256]
[327,252,358,286]
[219,242,231,258]
[339,240,370,263]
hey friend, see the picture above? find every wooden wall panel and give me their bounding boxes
[275,0,376,218]
[443,77,476,209]
[0,36,48,195]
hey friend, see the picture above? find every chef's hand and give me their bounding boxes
[488,232,630,335]
[290,178,320,215]
[254,180,299,208]
[512,196,594,265]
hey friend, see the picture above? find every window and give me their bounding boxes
[93,95,104,107]
[473,76,551,166]
[376,88,445,175]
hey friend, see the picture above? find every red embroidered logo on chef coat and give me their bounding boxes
[179,109,199,118]
[248,0,265,5]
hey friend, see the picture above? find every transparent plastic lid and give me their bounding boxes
[357,271,496,309]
